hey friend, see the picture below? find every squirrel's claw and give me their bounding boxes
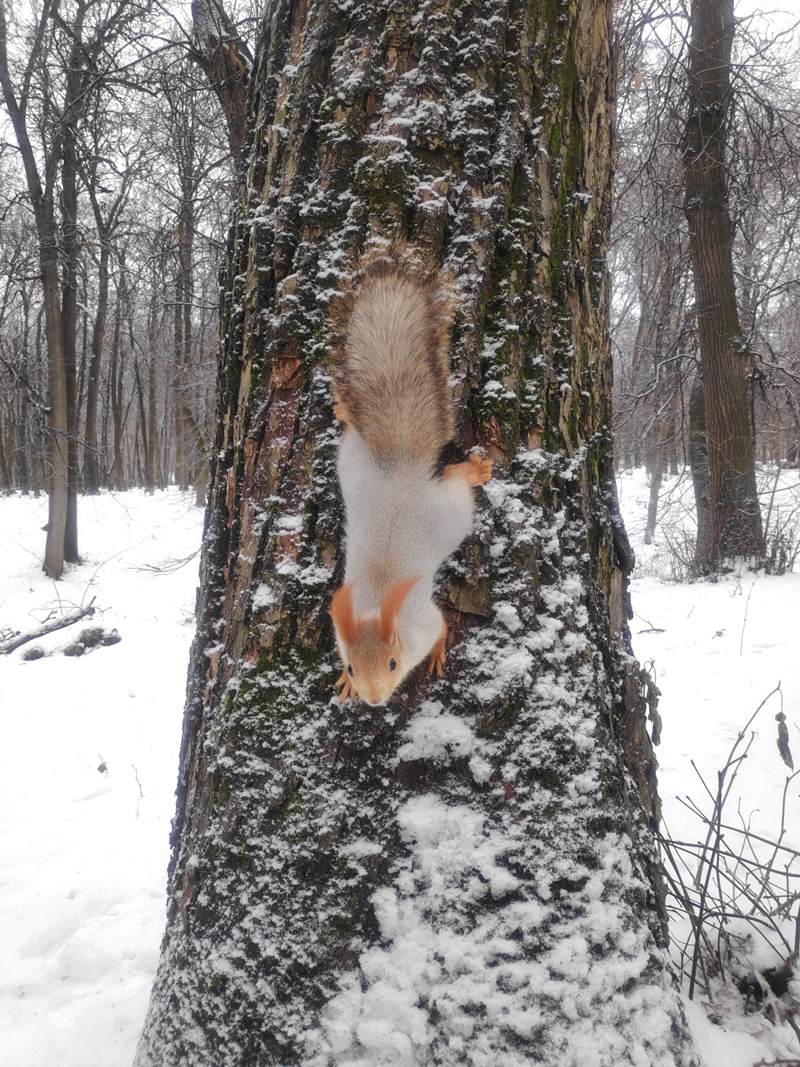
[428,629,446,677]
[428,652,444,677]
[335,670,357,702]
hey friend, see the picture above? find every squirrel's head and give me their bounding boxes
[330,576,420,706]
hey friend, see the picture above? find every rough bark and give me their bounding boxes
[683,0,763,567]
[137,1,697,1065]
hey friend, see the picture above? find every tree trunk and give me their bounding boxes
[183,401,209,503]
[109,301,126,491]
[645,438,664,546]
[17,295,32,495]
[0,407,9,489]
[683,0,763,567]
[173,284,188,488]
[16,393,30,494]
[133,357,150,489]
[667,388,679,475]
[0,7,68,577]
[176,157,196,490]
[191,0,252,160]
[61,109,80,562]
[147,356,160,490]
[137,2,698,1064]
[689,373,712,569]
[41,249,70,576]
[84,238,109,493]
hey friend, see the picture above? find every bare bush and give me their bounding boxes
[658,686,800,1048]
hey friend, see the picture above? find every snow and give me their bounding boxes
[618,467,800,852]
[618,465,800,1064]
[0,490,204,1067]
[1,472,799,1065]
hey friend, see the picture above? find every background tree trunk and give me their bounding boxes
[41,249,70,576]
[645,431,664,546]
[83,236,109,493]
[0,5,69,577]
[683,0,763,567]
[109,299,126,491]
[0,408,9,489]
[147,356,160,489]
[61,104,81,561]
[137,1,698,1064]
[689,373,712,568]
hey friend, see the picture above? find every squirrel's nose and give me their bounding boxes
[363,683,385,706]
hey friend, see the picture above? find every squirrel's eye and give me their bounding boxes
[389,658,397,672]
[347,665,354,677]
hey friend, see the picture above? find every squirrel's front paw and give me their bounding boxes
[445,454,493,486]
[428,643,446,678]
[428,623,447,678]
[468,452,493,485]
[335,670,357,702]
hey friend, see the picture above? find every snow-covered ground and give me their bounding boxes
[0,490,204,1067]
[618,466,800,1066]
[1,474,798,1066]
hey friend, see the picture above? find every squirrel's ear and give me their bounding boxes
[330,583,357,647]
[379,575,421,644]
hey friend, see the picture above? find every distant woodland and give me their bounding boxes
[1,0,799,577]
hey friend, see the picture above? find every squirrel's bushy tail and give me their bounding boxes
[331,246,455,465]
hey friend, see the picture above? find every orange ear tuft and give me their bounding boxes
[330,583,357,647]
[379,575,421,644]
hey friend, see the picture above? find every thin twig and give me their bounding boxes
[739,576,757,655]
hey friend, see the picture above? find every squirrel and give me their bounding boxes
[328,248,492,707]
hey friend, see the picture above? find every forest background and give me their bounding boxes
[0,0,798,571]
[2,0,800,1064]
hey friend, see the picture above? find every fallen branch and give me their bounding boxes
[0,598,97,655]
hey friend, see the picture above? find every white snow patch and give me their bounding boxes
[0,490,204,1067]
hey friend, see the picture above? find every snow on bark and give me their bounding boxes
[302,452,692,1067]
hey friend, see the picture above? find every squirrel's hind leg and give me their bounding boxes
[443,452,493,486]
[427,621,447,677]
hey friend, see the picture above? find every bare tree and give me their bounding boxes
[612,2,800,569]
[0,0,148,573]
[683,0,763,566]
[80,87,147,492]
[0,0,72,575]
